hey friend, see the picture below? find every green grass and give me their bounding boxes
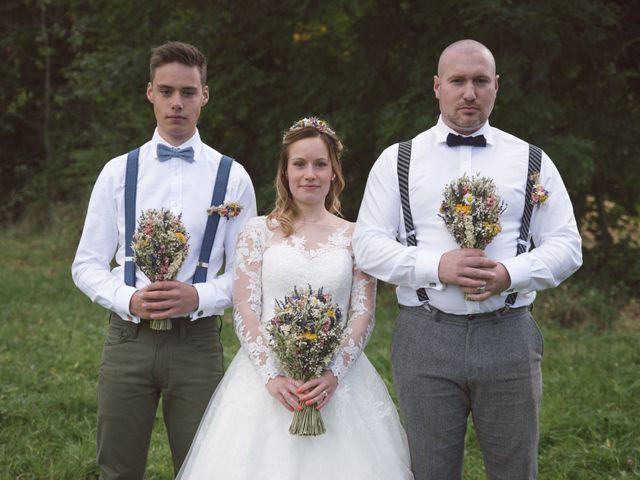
[1,227,638,479]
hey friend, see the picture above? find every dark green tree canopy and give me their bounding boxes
[2,0,639,239]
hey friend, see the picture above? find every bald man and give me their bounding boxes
[353,40,582,479]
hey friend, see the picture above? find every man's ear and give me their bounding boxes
[433,75,440,99]
[202,85,210,106]
[146,82,154,103]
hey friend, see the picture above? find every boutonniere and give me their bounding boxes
[207,201,243,219]
[529,173,550,207]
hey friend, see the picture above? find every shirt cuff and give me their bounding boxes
[415,249,445,291]
[190,282,230,320]
[499,256,531,296]
[113,285,140,323]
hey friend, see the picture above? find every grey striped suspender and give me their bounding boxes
[397,140,430,305]
[505,144,542,307]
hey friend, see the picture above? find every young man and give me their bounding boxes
[353,39,582,479]
[72,41,256,479]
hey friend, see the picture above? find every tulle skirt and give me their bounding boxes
[177,351,413,480]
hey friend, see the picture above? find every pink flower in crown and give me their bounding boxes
[486,196,497,208]
[287,117,336,137]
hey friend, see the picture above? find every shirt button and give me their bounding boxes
[197,311,203,317]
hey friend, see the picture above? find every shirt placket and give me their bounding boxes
[458,146,481,314]
[169,158,183,213]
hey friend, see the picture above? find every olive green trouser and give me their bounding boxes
[97,313,224,480]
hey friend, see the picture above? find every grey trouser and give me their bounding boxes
[391,305,543,480]
[97,313,224,480]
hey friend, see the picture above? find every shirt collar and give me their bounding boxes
[435,115,494,146]
[152,128,203,160]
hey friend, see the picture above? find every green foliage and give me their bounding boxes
[3,0,638,224]
[579,240,640,294]
[535,283,623,330]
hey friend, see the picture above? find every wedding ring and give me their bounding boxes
[476,286,486,293]
[322,390,328,398]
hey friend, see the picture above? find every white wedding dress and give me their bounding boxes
[178,217,413,480]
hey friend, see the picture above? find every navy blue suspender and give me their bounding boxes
[124,148,140,287]
[193,155,233,283]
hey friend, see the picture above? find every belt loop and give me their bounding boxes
[131,321,139,339]
[179,319,187,340]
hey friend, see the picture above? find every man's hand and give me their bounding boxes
[462,262,512,301]
[438,248,498,289]
[129,281,199,319]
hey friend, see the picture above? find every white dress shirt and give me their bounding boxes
[72,128,257,323]
[353,116,582,314]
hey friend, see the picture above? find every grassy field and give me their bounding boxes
[1,223,638,479]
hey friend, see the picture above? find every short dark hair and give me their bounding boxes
[149,41,207,85]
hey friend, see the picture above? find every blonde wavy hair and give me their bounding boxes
[267,118,345,236]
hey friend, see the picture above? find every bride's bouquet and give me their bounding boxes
[267,285,345,436]
[439,173,506,249]
[131,208,190,330]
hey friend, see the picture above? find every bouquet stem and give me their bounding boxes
[289,403,325,436]
[150,318,172,330]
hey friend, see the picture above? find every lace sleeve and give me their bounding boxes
[233,218,281,384]
[328,259,377,381]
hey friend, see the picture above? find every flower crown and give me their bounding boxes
[286,117,336,137]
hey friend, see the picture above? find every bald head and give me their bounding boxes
[433,39,499,134]
[437,40,496,77]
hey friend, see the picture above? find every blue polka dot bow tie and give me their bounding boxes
[157,143,195,162]
[446,133,487,147]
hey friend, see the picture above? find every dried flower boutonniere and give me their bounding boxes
[529,173,550,208]
[207,201,243,219]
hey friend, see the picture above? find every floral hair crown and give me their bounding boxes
[286,117,336,137]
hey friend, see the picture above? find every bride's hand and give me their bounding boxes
[266,376,302,412]
[296,370,338,410]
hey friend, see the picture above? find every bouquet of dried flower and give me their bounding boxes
[439,173,506,249]
[131,208,190,330]
[267,285,345,436]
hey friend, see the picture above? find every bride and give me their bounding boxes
[178,117,413,479]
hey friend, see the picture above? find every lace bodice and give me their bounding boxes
[233,216,377,383]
